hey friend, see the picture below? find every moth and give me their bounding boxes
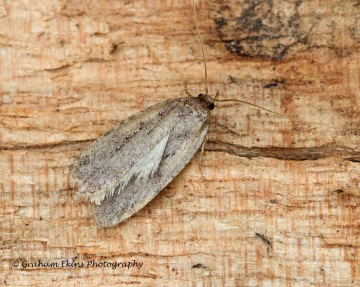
[70,1,215,227]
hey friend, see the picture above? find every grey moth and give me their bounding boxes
[70,0,214,227]
[70,94,214,227]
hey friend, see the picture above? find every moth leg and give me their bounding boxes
[198,134,207,179]
[184,81,192,98]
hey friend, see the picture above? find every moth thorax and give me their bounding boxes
[198,94,215,110]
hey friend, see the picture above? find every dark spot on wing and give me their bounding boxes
[78,155,90,166]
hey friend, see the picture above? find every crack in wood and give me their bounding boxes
[205,141,360,161]
[2,140,360,163]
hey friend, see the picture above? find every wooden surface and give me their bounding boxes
[1,0,360,286]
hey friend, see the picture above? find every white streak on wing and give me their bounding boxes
[112,134,170,196]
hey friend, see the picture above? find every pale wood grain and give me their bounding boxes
[1,0,359,286]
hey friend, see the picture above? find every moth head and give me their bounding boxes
[198,94,214,110]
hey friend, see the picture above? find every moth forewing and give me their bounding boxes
[71,95,214,227]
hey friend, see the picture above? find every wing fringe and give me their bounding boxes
[110,133,170,197]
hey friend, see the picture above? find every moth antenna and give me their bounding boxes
[217,98,317,126]
[192,0,209,96]
[218,75,319,126]
[216,98,287,118]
